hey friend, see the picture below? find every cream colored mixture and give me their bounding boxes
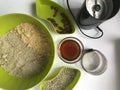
[0,23,51,78]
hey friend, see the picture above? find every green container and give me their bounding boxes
[39,66,81,90]
[0,13,55,90]
[36,0,75,34]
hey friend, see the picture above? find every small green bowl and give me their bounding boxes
[39,66,81,90]
[0,13,55,90]
[36,0,75,34]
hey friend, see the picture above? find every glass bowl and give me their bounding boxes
[58,37,84,64]
[81,49,107,75]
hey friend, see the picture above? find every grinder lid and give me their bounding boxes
[86,0,113,20]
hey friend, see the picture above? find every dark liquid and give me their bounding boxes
[60,40,81,61]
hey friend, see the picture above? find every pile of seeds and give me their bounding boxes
[0,23,51,78]
[42,67,78,90]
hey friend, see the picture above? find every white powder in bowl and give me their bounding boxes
[81,50,107,75]
[82,51,100,71]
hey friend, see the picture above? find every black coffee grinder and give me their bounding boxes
[77,0,120,30]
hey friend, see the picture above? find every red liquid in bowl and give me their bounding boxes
[60,40,81,61]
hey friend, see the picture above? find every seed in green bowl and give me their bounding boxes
[40,67,81,90]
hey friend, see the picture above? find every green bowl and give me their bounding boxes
[0,13,55,90]
[39,66,81,90]
[36,0,75,34]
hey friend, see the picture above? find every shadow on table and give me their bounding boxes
[31,2,37,17]
[114,39,120,90]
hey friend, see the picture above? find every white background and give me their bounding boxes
[0,0,120,90]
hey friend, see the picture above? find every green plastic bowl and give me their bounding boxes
[39,66,81,90]
[0,13,55,90]
[36,0,75,34]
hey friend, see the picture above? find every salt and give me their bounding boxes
[82,51,100,71]
[81,50,107,75]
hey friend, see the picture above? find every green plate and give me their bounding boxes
[39,66,81,90]
[36,0,75,34]
[0,13,55,90]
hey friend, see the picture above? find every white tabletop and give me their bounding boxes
[0,0,120,90]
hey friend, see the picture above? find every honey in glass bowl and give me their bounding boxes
[58,37,84,64]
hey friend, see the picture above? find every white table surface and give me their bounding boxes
[0,0,120,90]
